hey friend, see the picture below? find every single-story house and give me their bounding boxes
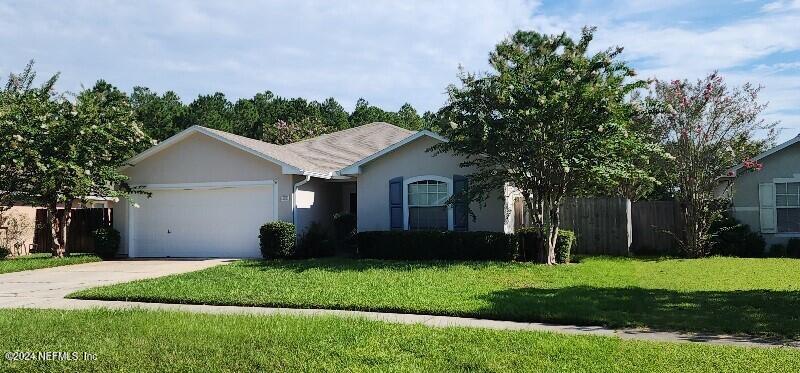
[112,122,512,258]
[723,133,800,246]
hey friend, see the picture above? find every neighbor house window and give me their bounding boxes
[776,182,800,233]
[407,180,449,231]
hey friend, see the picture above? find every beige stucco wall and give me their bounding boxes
[356,136,506,232]
[114,132,294,255]
[0,206,37,256]
[730,141,800,246]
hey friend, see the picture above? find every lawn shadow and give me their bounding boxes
[480,286,800,341]
[238,258,518,273]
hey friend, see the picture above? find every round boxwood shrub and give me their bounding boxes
[516,227,575,263]
[768,244,787,258]
[709,214,765,257]
[259,221,297,258]
[92,227,120,259]
[788,238,800,258]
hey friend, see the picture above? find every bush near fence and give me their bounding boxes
[516,227,575,264]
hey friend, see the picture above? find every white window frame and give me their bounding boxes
[403,175,453,231]
[774,177,800,234]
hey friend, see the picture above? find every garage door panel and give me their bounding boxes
[132,185,274,258]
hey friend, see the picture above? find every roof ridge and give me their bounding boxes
[198,125,276,145]
[281,122,411,147]
[189,123,422,176]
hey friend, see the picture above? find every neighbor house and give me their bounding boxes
[112,122,511,258]
[722,134,800,246]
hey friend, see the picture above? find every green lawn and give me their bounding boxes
[0,309,797,372]
[70,256,800,339]
[0,253,100,274]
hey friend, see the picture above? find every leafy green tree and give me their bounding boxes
[131,87,187,141]
[0,62,150,257]
[644,73,776,257]
[231,98,260,139]
[395,103,424,130]
[435,28,657,264]
[318,97,350,130]
[186,92,233,132]
[266,118,326,145]
[421,110,442,132]
[348,98,391,127]
[0,61,58,213]
[129,87,426,144]
[348,98,426,130]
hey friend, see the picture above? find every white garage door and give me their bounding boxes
[130,183,276,258]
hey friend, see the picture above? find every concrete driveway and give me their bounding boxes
[0,259,229,309]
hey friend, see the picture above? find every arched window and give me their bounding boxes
[404,176,452,231]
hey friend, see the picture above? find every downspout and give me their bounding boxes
[292,175,311,228]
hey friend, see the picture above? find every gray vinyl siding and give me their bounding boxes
[730,141,800,246]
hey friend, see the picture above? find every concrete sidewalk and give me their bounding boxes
[26,298,800,350]
[1,260,798,350]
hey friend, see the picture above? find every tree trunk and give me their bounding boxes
[48,200,73,258]
[523,194,558,265]
[545,203,559,264]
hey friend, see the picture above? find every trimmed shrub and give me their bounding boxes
[516,227,576,263]
[357,231,517,261]
[332,212,358,254]
[768,244,787,258]
[0,246,9,259]
[332,213,357,241]
[555,230,576,264]
[298,222,334,258]
[709,215,766,257]
[92,227,120,259]
[259,221,296,258]
[788,239,800,258]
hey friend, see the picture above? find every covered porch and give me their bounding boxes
[292,176,357,237]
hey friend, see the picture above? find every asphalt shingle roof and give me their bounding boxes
[202,122,415,175]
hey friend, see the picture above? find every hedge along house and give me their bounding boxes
[722,133,800,247]
[112,122,508,258]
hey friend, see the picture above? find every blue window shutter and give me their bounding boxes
[389,177,403,230]
[453,175,468,231]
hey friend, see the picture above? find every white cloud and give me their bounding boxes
[0,0,798,140]
[0,0,539,112]
[550,5,800,141]
[761,0,800,12]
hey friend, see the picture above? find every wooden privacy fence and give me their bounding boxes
[630,200,683,254]
[33,208,113,254]
[512,197,683,255]
[559,197,632,255]
[558,197,682,255]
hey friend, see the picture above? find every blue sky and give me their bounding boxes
[1,0,799,141]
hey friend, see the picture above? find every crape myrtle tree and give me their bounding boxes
[435,27,659,264]
[645,73,775,257]
[0,61,151,257]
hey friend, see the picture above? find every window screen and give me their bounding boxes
[408,180,449,231]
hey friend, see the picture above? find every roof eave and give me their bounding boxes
[339,130,448,175]
[725,134,800,176]
[118,125,304,174]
